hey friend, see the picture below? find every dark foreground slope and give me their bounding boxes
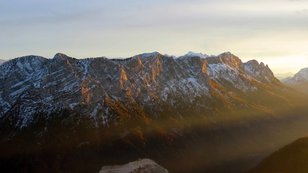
[251,137,308,173]
[0,52,308,173]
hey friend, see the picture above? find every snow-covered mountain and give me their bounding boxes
[283,68,308,93]
[0,51,281,130]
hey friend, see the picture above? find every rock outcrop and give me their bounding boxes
[99,159,169,173]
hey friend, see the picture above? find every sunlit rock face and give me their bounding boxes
[0,52,279,129]
[99,159,169,173]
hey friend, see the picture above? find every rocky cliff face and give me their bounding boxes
[0,52,280,130]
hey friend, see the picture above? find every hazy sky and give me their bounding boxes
[1,0,308,74]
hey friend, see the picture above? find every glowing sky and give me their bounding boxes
[1,0,308,74]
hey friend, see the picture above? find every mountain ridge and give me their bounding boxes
[0,51,281,130]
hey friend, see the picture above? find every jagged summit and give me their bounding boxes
[135,51,162,58]
[53,53,76,61]
[244,59,270,70]
[218,51,233,56]
[53,52,69,58]
[245,60,259,66]
[183,51,209,59]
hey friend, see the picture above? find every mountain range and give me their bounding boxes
[0,51,282,130]
[0,52,307,173]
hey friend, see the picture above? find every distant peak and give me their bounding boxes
[53,53,74,61]
[54,53,69,58]
[218,51,237,57]
[245,59,259,66]
[299,67,308,73]
[294,68,308,78]
[215,52,243,69]
[136,52,162,58]
[184,51,208,59]
[245,60,269,68]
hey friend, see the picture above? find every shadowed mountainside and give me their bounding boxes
[251,137,308,173]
